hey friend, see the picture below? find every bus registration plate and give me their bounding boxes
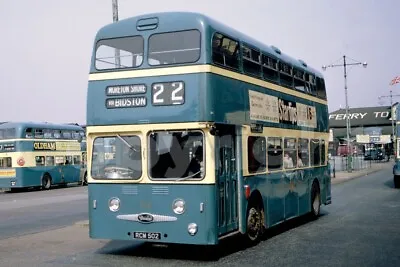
[132,231,161,240]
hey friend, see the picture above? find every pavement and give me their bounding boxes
[331,161,393,185]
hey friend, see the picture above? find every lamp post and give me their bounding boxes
[112,0,120,67]
[322,55,367,172]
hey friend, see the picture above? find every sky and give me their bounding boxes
[0,0,399,125]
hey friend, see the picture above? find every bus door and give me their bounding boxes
[216,125,238,235]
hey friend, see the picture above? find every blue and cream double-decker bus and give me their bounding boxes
[0,122,86,191]
[86,12,331,248]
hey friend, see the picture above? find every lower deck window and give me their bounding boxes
[35,156,45,166]
[0,157,12,168]
[46,156,54,166]
[91,135,142,179]
[148,130,204,179]
[247,136,266,173]
[268,137,283,170]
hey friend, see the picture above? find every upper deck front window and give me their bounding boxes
[95,36,144,70]
[148,30,201,66]
[0,128,16,140]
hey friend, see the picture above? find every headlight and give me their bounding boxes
[188,223,198,236]
[108,197,120,212]
[172,199,185,214]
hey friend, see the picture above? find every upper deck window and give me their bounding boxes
[212,33,239,70]
[316,77,327,99]
[95,36,144,70]
[148,30,201,66]
[0,128,16,140]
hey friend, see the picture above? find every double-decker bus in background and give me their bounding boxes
[0,122,86,191]
[86,12,331,249]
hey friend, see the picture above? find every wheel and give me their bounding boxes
[245,202,263,243]
[42,174,51,190]
[394,176,400,189]
[310,181,321,218]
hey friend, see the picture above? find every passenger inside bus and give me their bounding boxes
[283,153,294,169]
[187,146,204,178]
[297,153,304,167]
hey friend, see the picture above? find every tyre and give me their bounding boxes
[245,201,263,243]
[41,174,51,190]
[310,181,320,218]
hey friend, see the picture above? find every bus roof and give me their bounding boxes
[0,121,84,131]
[94,11,323,78]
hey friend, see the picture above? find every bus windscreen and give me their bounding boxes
[95,36,144,70]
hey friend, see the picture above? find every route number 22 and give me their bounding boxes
[152,81,185,106]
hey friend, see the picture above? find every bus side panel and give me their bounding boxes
[0,169,17,189]
[242,167,330,229]
[62,165,81,184]
[18,167,62,187]
[88,183,218,245]
[298,168,312,215]
[319,166,331,205]
[243,173,286,227]
[208,73,328,132]
[1,167,60,188]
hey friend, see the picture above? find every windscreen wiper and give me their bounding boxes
[116,134,138,152]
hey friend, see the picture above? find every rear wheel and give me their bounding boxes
[310,181,320,218]
[41,174,51,190]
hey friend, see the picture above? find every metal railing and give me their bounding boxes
[329,155,369,174]
[329,154,391,178]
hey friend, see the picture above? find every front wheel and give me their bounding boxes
[245,202,263,243]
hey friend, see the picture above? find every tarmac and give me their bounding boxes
[331,161,393,185]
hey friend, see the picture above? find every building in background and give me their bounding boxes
[328,103,398,157]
